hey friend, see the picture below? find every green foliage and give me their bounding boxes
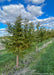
[1,17,54,54]
[1,16,35,55]
[31,41,54,73]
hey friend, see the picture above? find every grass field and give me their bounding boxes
[0,53,16,74]
[30,40,54,74]
[0,39,54,74]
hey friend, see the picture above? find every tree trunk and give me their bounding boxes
[16,55,18,68]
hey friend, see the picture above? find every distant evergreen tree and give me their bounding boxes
[36,22,46,43]
[28,22,35,46]
[36,22,41,43]
[39,26,46,42]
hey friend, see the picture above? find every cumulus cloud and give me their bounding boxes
[32,17,54,28]
[0,4,43,24]
[27,5,43,17]
[27,0,45,4]
[0,4,54,28]
[0,3,54,28]
[0,3,44,36]
[0,28,12,37]
[0,28,7,37]
[37,17,54,24]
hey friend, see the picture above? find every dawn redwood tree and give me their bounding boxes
[1,16,30,68]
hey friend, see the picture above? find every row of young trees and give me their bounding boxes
[1,16,54,68]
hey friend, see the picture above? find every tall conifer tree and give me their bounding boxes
[1,16,30,68]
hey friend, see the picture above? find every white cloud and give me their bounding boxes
[27,5,43,17]
[0,28,12,37]
[0,3,43,36]
[32,17,54,28]
[37,17,54,23]
[27,0,45,4]
[0,28,7,37]
[0,28,6,31]
[0,4,43,24]
[0,3,54,37]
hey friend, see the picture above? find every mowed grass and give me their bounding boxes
[30,41,54,73]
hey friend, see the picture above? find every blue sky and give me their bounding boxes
[0,0,54,36]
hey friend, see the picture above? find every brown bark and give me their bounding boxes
[16,55,18,68]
